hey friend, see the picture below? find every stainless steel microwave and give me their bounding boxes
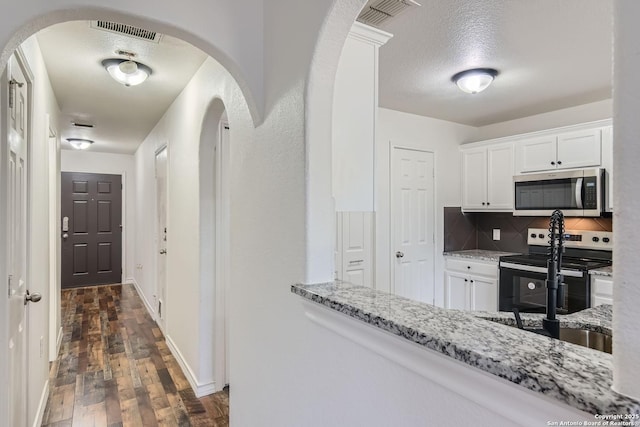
[513,168,604,217]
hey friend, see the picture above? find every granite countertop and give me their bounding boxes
[590,266,613,277]
[291,282,640,416]
[443,249,521,262]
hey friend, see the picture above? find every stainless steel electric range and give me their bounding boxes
[499,228,612,314]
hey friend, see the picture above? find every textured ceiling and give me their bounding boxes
[37,21,207,154]
[375,0,613,126]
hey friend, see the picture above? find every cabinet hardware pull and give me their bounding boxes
[551,161,556,165]
[557,160,562,165]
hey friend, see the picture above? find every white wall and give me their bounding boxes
[471,99,612,141]
[61,150,136,282]
[20,35,61,427]
[133,55,253,396]
[375,107,476,306]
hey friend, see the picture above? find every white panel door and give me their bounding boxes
[486,144,514,210]
[341,212,373,287]
[556,129,602,170]
[7,53,29,427]
[516,136,557,173]
[392,147,435,303]
[461,147,487,209]
[155,147,168,329]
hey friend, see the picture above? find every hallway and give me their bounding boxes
[42,284,229,426]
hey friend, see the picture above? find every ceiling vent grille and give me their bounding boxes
[91,21,162,43]
[357,0,421,27]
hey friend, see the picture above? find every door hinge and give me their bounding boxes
[7,275,12,297]
[8,78,24,109]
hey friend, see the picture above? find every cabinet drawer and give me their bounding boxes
[592,276,613,297]
[445,258,498,278]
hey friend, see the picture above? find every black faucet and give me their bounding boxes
[513,209,564,339]
[542,209,564,339]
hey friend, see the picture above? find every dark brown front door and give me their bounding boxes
[61,172,122,288]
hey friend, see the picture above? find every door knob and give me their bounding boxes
[159,249,167,254]
[395,251,404,258]
[24,290,42,305]
[62,233,68,239]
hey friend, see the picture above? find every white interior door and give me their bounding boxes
[391,147,435,303]
[155,147,168,330]
[7,53,29,427]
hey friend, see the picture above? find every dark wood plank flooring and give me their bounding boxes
[42,284,229,427]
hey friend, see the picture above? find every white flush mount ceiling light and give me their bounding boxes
[67,138,94,150]
[452,68,499,94]
[102,57,152,87]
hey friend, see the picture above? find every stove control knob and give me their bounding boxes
[538,233,545,239]
[592,237,600,242]
[603,237,610,243]
[530,233,536,238]
[527,282,536,290]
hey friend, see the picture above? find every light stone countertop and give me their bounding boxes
[443,249,521,262]
[291,281,639,416]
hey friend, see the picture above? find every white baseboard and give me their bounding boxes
[56,326,63,354]
[32,379,49,427]
[128,277,156,322]
[165,335,216,398]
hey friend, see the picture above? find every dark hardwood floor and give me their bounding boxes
[42,284,229,427]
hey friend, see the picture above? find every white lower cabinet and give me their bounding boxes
[444,257,498,311]
[591,275,613,307]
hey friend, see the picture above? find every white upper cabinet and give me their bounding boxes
[461,147,487,210]
[516,128,602,173]
[461,143,513,211]
[332,23,392,211]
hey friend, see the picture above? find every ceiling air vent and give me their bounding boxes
[91,21,162,43]
[357,0,421,27]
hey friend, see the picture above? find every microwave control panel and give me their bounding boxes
[583,176,598,209]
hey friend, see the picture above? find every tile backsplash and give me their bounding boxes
[444,207,612,253]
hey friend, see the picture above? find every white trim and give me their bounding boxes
[461,118,612,148]
[350,21,393,46]
[128,277,156,323]
[56,326,63,356]
[165,335,216,398]
[302,301,592,425]
[31,379,49,427]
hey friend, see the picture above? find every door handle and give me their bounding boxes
[24,290,42,305]
[395,251,404,259]
[62,233,68,240]
[159,249,167,255]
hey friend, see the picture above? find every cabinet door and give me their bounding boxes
[486,144,514,210]
[461,148,487,210]
[556,129,601,170]
[591,276,613,307]
[445,272,469,310]
[470,277,498,311]
[516,136,557,173]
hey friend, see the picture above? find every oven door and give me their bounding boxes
[498,262,589,314]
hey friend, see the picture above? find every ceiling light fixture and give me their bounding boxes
[452,68,498,94]
[67,138,94,150]
[102,57,152,87]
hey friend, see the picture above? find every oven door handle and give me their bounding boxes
[575,177,584,209]
[500,262,584,278]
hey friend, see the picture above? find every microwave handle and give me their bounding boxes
[575,177,583,209]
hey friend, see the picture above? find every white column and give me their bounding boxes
[612,0,640,400]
